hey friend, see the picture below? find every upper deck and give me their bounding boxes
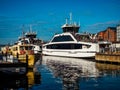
[50,32,94,43]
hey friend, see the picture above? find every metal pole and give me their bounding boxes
[17,52,19,59]
[26,54,28,73]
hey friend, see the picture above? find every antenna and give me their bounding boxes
[79,21,80,26]
[22,24,25,37]
[70,12,72,24]
[29,24,32,33]
[66,18,68,24]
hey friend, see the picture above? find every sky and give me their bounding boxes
[0,0,120,44]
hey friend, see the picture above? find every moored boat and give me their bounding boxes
[42,13,98,58]
[42,33,98,58]
[11,44,35,68]
[17,25,42,54]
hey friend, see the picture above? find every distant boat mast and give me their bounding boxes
[29,24,32,33]
[70,12,72,24]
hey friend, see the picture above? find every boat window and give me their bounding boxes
[51,35,74,42]
[46,43,91,49]
[25,46,33,50]
[13,47,17,51]
[16,47,18,51]
[47,43,82,49]
[20,46,33,50]
[20,46,24,50]
[39,46,42,49]
[21,40,29,44]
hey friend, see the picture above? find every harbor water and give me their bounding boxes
[0,55,120,90]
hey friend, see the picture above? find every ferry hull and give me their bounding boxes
[14,55,35,68]
[42,49,96,58]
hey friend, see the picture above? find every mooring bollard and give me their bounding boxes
[17,52,19,59]
[26,54,28,64]
[5,52,7,61]
[26,54,28,73]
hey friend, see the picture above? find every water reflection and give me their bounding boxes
[1,55,120,90]
[42,55,120,90]
[0,69,41,90]
[0,75,28,89]
[96,63,120,77]
[42,56,99,90]
[27,69,41,87]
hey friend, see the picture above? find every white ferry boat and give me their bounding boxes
[42,14,99,58]
[42,33,98,58]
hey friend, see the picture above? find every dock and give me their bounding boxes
[0,54,28,76]
[95,53,120,64]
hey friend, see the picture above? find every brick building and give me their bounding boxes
[97,27,116,42]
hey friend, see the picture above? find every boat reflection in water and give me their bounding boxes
[42,55,120,90]
[96,62,120,76]
[0,75,28,89]
[0,69,41,90]
[42,56,99,90]
[27,70,41,88]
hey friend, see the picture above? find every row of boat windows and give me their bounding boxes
[12,46,33,51]
[51,35,74,42]
[46,44,91,49]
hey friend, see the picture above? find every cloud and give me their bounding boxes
[83,20,119,33]
[89,21,119,27]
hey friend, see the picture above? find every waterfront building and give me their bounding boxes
[117,24,120,41]
[97,27,116,42]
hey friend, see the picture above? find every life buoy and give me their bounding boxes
[20,50,26,54]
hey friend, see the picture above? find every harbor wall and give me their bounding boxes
[95,53,120,63]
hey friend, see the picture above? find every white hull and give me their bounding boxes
[42,49,95,58]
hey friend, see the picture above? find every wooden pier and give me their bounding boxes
[95,53,120,64]
[0,54,28,76]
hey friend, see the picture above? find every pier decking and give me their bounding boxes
[0,54,28,76]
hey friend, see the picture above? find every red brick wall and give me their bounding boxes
[98,31,104,41]
[97,27,116,42]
